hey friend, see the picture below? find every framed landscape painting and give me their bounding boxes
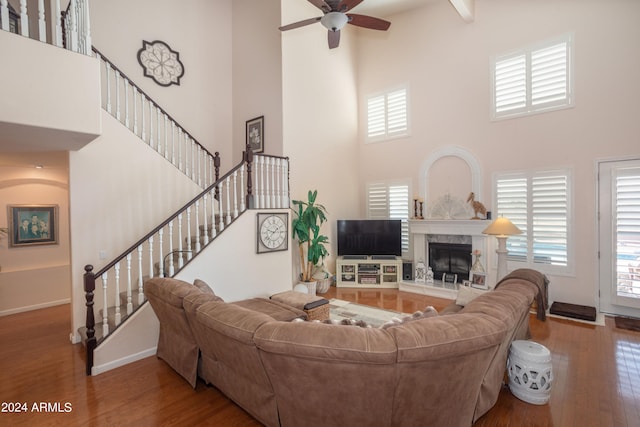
[8,205,58,247]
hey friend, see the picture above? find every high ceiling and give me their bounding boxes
[354,0,437,17]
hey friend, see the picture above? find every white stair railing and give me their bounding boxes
[93,47,217,189]
[82,149,290,373]
[0,0,90,55]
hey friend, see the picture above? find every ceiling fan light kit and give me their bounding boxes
[280,0,391,49]
[321,11,349,31]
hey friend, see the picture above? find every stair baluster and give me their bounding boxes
[126,253,133,315]
[232,170,239,219]
[158,228,164,277]
[137,245,144,305]
[167,221,174,277]
[114,261,121,325]
[202,193,209,245]
[177,214,184,269]
[101,272,108,336]
[186,207,193,261]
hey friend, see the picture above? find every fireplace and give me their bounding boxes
[429,242,472,284]
[402,219,493,298]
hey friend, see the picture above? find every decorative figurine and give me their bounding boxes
[467,192,487,219]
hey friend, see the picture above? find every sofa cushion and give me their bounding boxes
[193,278,224,301]
[144,277,204,308]
[456,286,488,306]
[380,306,438,329]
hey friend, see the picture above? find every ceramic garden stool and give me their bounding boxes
[507,340,554,405]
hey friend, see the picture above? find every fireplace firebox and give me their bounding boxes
[428,242,472,283]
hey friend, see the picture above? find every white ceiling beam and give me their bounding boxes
[449,0,475,23]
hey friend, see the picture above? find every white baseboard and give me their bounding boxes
[91,346,157,376]
[0,298,70,317]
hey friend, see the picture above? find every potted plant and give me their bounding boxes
[291,190,330,292]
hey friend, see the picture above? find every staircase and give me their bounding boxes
[79,51,290,375]
[3,2,292,375]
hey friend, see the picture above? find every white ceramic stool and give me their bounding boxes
[507,340,553,405]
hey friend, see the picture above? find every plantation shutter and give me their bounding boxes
[496,171,570,271]
[494,54,527,115]
[496,177,528,260]
[387,88,408,137]
[367,95,386,139]
[532,174,568,266]
[615,168,640,287]
[492,35,572,119]
[367,87,408,141]
[531,42,569,107]
[367,183,389,219]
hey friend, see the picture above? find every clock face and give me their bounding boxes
[257,213,288,253]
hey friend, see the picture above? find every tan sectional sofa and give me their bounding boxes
[144,272,543,427]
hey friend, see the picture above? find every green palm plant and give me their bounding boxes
[291,190,329,282]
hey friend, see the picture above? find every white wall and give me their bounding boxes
[232,0,283,162]
[355,0,640,307]
[0,152,71,315]
[0,30,101,152]
[89,0,234,170]
[68,112,203,341]
[281,0,361,277]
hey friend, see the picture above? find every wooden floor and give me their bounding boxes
[1,287,640,426]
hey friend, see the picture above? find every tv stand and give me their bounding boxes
[336,256,402,289]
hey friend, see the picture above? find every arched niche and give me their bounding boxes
[418,145,483,218]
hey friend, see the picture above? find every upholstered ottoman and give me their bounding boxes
[270,290,330,321]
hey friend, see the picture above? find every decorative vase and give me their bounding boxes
[471,253,485,273]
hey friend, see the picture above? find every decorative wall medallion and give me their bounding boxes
[137,40,184,87]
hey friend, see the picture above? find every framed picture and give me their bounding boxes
[246,116,264,153]
[462,279,471,287]
[470,272,488,289]
[8,205,58,247]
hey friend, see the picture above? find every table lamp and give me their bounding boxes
[482,216,522,281]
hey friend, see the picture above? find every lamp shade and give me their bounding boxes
[321,12,349,31]
[482,216,522,237]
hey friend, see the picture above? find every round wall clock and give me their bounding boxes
[257,212,288,253]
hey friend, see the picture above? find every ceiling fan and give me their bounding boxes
[279,0,391,49]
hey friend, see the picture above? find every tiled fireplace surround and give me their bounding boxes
[400,219,494,298]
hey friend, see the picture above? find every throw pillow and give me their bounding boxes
[193,279,224,301]
[380,306,438,329]
[455,285,487,306]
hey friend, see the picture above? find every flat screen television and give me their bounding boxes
[337,220,402,257]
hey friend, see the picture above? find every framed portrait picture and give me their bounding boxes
[470,272,488,289]
[8,205,58,247]
[246,116,264,154]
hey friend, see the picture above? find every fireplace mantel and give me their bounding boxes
[402,219,495,298]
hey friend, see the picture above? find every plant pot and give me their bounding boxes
[315,277,332,294]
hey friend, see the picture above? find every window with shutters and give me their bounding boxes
[366,85,409,142]
[491,33,573,120]
[366,181,410,255]
[494,170,572,275]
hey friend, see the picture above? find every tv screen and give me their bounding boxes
[337,220,402,257]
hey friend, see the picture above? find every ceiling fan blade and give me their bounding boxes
[307,0,332,13]
[337,0,363,13]
[279,16,322,31]
[347,13,391,31]
[328,30,341,49]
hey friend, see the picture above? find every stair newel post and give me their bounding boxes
[214,152,221,201]
[209,188,217,238]
[101,272,109,336]
[83,265,97,376]
[244,144,255,209]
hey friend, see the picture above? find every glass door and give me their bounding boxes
[598,159,640,316]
